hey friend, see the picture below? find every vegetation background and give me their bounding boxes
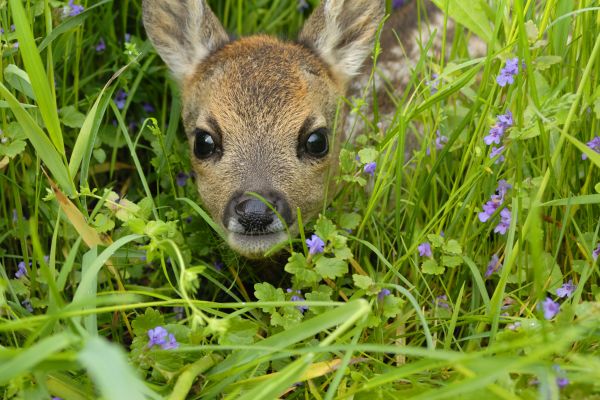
[1,0,599,398]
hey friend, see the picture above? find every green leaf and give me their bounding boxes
[315,257,347,279]
[421,259,445,275]
[132,308,165,338]
[357,147,379,164]
[353,274,374,290]
[304,285,333,314]
[0,139,26,158]
[525,20,539,43]
[426,234,444,248]
[219,317,258,345]
[382,295,404,319]
[92,213,115,233]
[254,282,285,313]
[79,337,160,400]
[4,64,35,100]
[430,0,493,45]
[59,106,86,128]
[535,56,563,70]
[443,239,463,255]
[339,212,361,230]
[442,255,463,268]
[0,333,76,385]
[285,253,320,286]
[339,148,356,173]
[0,83,74,195]
[315,215,336,241]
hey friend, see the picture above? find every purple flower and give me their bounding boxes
[427,73,440,94]
[494,208,511,235]
[556,280,576,298]
[496,58,520,87]
[124,33,131,43]
[10,24,15,32]
[496,180,512,199]
[392,0,407,9]
[22,299,33,312]
[542,297,560,320]
[363,162,377,176]
[12,209,18,223]
[593,242,600,260]
[68,0,84,16]
[484,125,505,145]
[582,136,600,160]
[161,333,179,350]
[12,42,19,49]
[306,234,325,255]
[435,130,448,150]
[176,172,190,187]
[143,103,156,113]
[417,242,432,257]
[297,0,309,11]
[0,27,4,34]
[478,200,500,222]
[96,38,106,52]
[147,326,168,348]
[15,261,28,279]
[490,146,505,163]
[497,111,514,128]
[213,260,224,271]
[377,288,391,302]
[114,89,127,110]
[553,365,569,388]
[485,254,502,278]
[287,289,308,312]
[506,321,521,331]
[436,295,450,309]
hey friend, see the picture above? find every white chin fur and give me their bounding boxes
[227,231,289,259]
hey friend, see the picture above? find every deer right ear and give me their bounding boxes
[142,0,229,81]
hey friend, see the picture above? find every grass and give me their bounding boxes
[1,0,600,398]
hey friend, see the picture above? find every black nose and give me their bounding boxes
[235,198,274,232]
[225,192,292,234]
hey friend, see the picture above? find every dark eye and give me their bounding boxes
[194,129,216,159]
[304,128,329,157]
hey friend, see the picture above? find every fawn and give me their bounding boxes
[142,0,385,258]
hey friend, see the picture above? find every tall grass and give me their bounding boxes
[1,0,599,399]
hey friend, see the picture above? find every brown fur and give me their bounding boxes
[143,0,384,257]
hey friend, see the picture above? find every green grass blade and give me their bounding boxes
[0,82,74,195]
[9,0,65,154]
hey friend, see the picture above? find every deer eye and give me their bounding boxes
[194,129,217,159]
[303,128,329,157]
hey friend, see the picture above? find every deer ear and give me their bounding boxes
[299,0,385,85]
[142,0,229,80]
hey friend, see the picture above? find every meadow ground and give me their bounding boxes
[1,0,600,399]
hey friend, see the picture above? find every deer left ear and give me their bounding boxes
[298,0,385,86]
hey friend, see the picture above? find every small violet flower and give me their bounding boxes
[147,326,168,347]
[143,103,156,113]
[581,136,600,160]
[147,326,179,350]
[556,280,576,298]
[553,365,569,389]
[377,288,391,302]
[114,89,127,110]
[22,299,33,313]
[417,242,432,257]
[96,38,106,52]
[124,33,131,43]
[542,297,560,320]
[436,295,450,309]
[392,0,407,9]
[496,58,521,87]
[363,162,377,176]
[297,0,309,12]
[593,242,600,260]
[484,111,513,146]
[287,289,308,313]
[67,0,84,17]
[427,73,440,94]
[490,146,505,163]
[306,234,325,255]
[15,261,28,279]
[493,208,511,235]
[161,333,179,350]
[485,254,502,278]
[176,172,190,187]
